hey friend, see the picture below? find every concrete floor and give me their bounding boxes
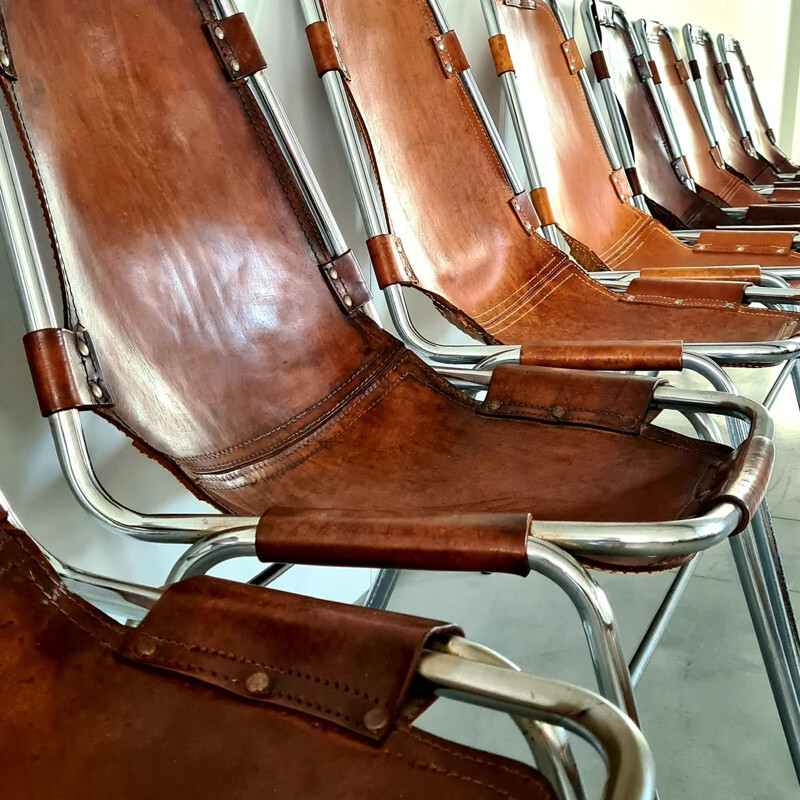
[385,366,800,799]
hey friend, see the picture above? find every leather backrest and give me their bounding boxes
[686,28,773,184]
[599,17,728,227]
[726,41,797,174]
[494,0,648,261]
[2,0,388,476]
[643,21,765,207]
[318,0,576,336]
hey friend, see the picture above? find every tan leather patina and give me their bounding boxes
[0,518,557,799]
[0,0,774,573]
[491,2,800,271]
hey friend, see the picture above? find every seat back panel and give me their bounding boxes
[2,0,386,473]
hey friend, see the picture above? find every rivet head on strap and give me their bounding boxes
[245,672,271,696]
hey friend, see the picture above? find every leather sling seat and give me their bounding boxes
[306,0,800,345]
[725,38,800,177]
[592,11,758,230]
[685,26,792,189]
[642,20,800,226]
[0,0,768,573]
[485,1,800,273]
[0,510,556,799]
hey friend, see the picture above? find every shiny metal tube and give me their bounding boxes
[680,25,719,148]
[420,648,655,800]
[715,34,750,141]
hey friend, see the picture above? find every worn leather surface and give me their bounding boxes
[598,19,733,228]
[495,1,800,272]
[688,35,777,185]
[519,340,683,371]
[727,46,799,174]
[321,0,800,349]
[0,522,555,799]
[2,0,778,573]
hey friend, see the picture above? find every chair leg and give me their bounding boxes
[364,568,401,609]
[729,528,800,782]
[792,359,800,413]
[527,538,640,723]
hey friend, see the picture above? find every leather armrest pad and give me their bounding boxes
[743,205,800,226]
[627,277,748,304]
[769,187,800,204]
[122,575,460,741]
[478,365,662,434]
[255,508,531,577]
[694,229,794,254]
[519,341,683,371]
[639,266,762,283]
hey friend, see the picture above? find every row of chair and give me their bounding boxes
[0,0,799,796]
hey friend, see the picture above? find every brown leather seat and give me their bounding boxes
[309,0,800,344]
[643,20,800,223]
[725,37,800,176]
[487,1,800,271]
[592,11,748,230]
[0,510,556,799]
[1,0,766,573]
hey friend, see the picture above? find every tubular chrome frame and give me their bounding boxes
[714,33,753,145]
[581,1,695,193]
[0,496,654,800]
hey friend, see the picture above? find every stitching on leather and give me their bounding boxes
[488,399,644,423]
[130,633,388,708]
[175,337,391,466]
[488,270,574,335]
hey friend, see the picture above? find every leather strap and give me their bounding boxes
[648,59,662,84]
[489,33,514,75]
[633,54,651,83]
[610,169,632,202]
[255,509,532,577]
[561,38,584,75]
[320,250,370,314]
[744,64,755,83]
[590,50,610,81]
[204,13,266,80]
[510,192,540,234]
[305,21,349,79]
[626,277,747,305]
[693,230,794,256]
[714,62,728,83]
[625,166,643,197]
[23,328,113,416]
[675,59,690,83]
[122,576,459,741]
[432,30,469,79]
[479,365,662,434]
[366,233,418,288]
[519,341,683,371]
[639,266,762,283]
[710,145,726,170]
[530,186,557,227]
[689,59,702,81]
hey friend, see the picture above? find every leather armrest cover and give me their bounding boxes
[520,341,683,371]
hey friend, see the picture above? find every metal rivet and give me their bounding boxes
[329,268,339,281]
[724,302,736,309]
[486,400,501,412]
[445,63,454,73]
[213,25,225,40]
[550,405,567,419]
[524,221,533,230]
[363,707,390,733]
[626,294,636,301]
[512,199,520,209]
[777,248,787,254]
[332,33,340,48]
[89,381,104,399]
[674,298,684,305]
[245,672,271,695]
[134,639,157,658]
[0,53,9,68]
[696,244,706,250]
[343,295,354,308]
[396,240,404,253]
[436,38,445,50]
[76,339,90,357]
[229,57,240,73]
[736,245,745,252]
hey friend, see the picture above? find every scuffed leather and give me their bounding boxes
[519,340,683,371]
[0,521,553,799]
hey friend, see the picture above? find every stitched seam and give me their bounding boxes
[488,271,573,335]
[488,399,642,421]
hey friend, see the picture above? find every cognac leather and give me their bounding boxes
[626,277,748,305]
[639,266,761,283]
[494,2,800,272]
[257,508,531,576]
[480,365,661,434]
[489,32,515,74]
[687,33,778,186]
[23,327,112,415]
[727,46,799,175]
[0,521,555,799]
[597,18,733,228]
[644,22,775,209]
[519,340,684,371]
[204,11,266,80]
[2,0,778,573]
[320,0,800,350]
[692,230,794,255]
[305,20,348,78]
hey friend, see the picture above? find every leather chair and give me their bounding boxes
[682,24,799,192]
[580,1,786,231]
[636,18,800,227]
[0,0,794,786]
[0,497,654,800]
[721,35,800,178]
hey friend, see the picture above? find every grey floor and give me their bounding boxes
[385,366,800,799]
